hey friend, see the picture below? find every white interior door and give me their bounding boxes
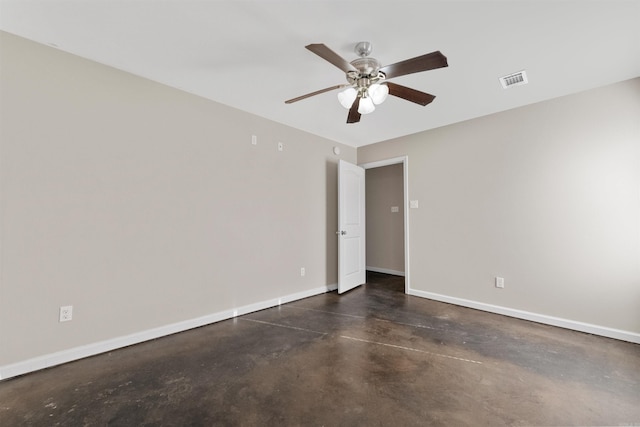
[338,160,366,294]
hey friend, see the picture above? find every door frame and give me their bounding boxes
[359,156,410,294]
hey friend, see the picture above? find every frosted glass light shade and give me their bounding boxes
[369,83,389,105]
[358,96,375,114]
[337,87,357,108]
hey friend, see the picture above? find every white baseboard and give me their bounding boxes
[407,288,640,344]
[0,283,337,381]
[7,282,634,381]
[366,266,405,277]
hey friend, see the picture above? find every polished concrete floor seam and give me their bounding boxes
[240,318,327,336]
[282,304,460,331]
[284,304,369,319]
[339,335,484,365]
[242,311,484,366]
[285,304,441,332]
[370,316,439,331]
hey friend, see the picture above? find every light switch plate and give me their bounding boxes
[391,206,399,213]
[410,200,419,209]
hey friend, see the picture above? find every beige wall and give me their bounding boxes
[0,32,355,368]
[359,78,640,336]
[365,164,404,274]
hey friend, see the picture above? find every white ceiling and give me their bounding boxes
[1,1,639,148]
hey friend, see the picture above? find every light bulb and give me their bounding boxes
[337,87,357,109]
[369,83,389,105]
[358,96,375,114]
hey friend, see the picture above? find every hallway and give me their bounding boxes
[1,272,639,426]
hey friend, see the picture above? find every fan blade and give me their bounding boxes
[347,98,361,123]
[379,51,448,80]
[387,82,436,106]
[306,44,358,73]
[285,84,348,104]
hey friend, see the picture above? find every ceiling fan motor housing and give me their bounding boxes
[347,57,385,90]
[350,57,381,76]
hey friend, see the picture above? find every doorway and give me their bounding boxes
[360,156,409,293]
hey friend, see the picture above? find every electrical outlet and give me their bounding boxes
[495,277,505,289]
[251,135,257,145]
[300,267,306,277]
[59,305,73,322]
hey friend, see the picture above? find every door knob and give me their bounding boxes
[336,230,347,235]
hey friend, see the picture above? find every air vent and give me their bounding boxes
[499,70,528,89]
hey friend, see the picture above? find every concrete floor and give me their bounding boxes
[1,272,639,426]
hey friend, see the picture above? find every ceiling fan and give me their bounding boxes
[285,42,448,124]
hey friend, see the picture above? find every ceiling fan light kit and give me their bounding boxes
[337,87,357,108]
[368,83,389,104]
[357,96,376,115]
[285,41,448,123]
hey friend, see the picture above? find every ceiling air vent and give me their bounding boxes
[499,70,528,89]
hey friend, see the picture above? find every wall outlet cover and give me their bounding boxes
[59,305,73,322]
